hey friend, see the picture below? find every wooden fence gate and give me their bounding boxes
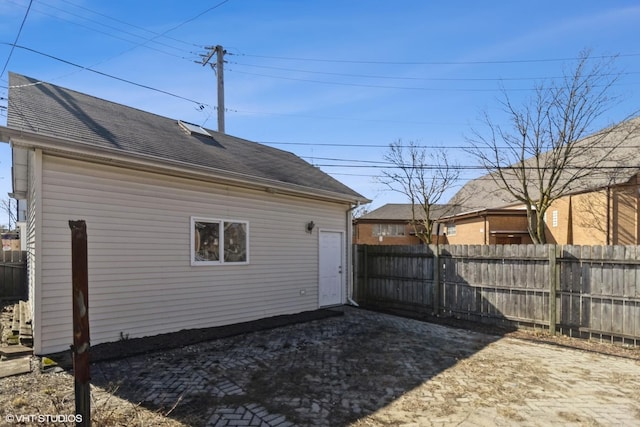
[354,244,640,346]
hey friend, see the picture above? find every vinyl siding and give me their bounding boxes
[27,149,42,353]
[38,155,349,354]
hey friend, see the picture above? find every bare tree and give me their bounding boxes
[352,204,369,220]
[466,49,638,244]
[379,140,460,244]
[1,197,17,231]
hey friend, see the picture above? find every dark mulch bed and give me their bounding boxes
[44,304,640,369]
[47,309,343,369]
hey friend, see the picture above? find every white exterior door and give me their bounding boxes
[319,231,343,307]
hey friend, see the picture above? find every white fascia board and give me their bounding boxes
[0,126,370,205]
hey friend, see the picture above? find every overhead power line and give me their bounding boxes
[5,0,232,65]
[228,69,536,92]
[264,140,640,150]
[230,61,640,83]
[314,163,640,171]
[55,0,204,48]
[230,52,640,66]
[4,43,210,108]
[1,0,33,79]
[228,68,638,93]
[27,0,196,57]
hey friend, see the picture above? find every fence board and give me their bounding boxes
[355,244,640,346]
[0,251,27,300]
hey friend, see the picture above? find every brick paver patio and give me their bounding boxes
[90,307,640,426]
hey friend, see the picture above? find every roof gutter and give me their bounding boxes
[0,126,371,205]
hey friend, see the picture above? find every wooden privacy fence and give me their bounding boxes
[354,244,640,346]
[1,251,27,300]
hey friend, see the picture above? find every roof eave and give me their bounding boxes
[0,126,370,205]
[437,207,530,222]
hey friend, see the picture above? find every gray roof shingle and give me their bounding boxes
[7,73,368,202]
[358,203,461,221]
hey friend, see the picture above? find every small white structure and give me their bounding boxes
[1,73,369,355]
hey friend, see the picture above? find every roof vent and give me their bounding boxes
[178,120,211,137]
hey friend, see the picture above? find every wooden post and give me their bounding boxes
[548,245,559,336]
[352,244,359,301]
[433,244,441,316]
[69,220,91,427]
[362,244,369,305]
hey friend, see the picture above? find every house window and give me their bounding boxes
[191,217,249,265]
[446,224,457,236]
[372,224,405,237]
[552,210,558,228]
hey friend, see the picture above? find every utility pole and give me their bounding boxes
[199,45,225,133]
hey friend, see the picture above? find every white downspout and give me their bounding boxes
[346,201,360,306]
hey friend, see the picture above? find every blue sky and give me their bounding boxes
[1,0,639,216]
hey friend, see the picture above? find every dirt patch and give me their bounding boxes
[0,366,187,426]
[503,329,640,360]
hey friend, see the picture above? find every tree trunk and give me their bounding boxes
[536,210,547,244]
[526,207,541,244]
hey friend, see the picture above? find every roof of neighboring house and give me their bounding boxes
[357,203,461,221]
[5,73,369,203]
[449,116,640,212]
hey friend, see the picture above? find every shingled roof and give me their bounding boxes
[6,73,368,203]
[358,203,461,221]
[449,116,640,212]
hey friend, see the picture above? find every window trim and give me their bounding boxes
[191,216,250,266]
[446,223,457,236]
[372,223,406,237]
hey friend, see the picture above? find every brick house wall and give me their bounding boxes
[570,190,608,245]
[611,180,639,245]
[354,222,422,245]
[443,216,485,245]
[550,175,639,245]
[354,221,445,245]
[443,211,531,245]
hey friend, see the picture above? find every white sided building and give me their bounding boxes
[1,73,369,355]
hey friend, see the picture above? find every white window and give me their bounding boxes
[191,217,249,265]
[372,224,405,237]
[446,224,457,236]
[552,210,558,228]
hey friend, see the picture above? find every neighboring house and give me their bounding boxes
[438,208,532,245]
[1,73,370,355]
[442,117,640,245]
[353,203,456,245]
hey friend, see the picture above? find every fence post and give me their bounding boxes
[362,244,369,305]
[432,244,441,316]
[69,220,91,427]
[548,245,560,336]
[352,244,357,301]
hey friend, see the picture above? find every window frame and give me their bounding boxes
[446,223,457,236]
[191,216,250,266]
[372,223,406,237]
